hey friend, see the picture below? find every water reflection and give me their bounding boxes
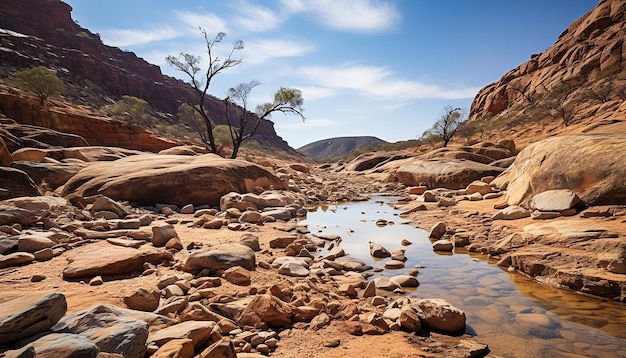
[301,196,626,358]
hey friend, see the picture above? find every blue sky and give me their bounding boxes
[64,0,598,149]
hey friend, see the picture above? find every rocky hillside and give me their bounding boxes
[297,136,387,161]
[468,0,626,145]
[0,0,295,153]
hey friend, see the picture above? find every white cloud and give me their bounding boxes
[299,64,480,100]
[281,0,400,33]
[101,27,181,47]
[232,2,284,32]
[244,38,315,64]
[298,86,338,101]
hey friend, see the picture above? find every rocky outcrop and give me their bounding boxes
[494,134,626,207]
[469,0,626,131]
[62,245,174,280]
[0,291,67,344]
[61,154,287,207]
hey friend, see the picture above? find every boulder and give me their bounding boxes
[428,222,447,239]
[152,338,195,358]
[151,224,178,247]
[369,241,391,258]
[184,244,256,272]
[63,245,173,279]
[495,134,626,207]
[390,275,419,287]
[0,167,40,199]
[492,206,531,220]
[432,239,454,252]
[530,189,581,212]
[237,294,293,329]
[0,252,35,269]
[124,287,161,312]
[148,320,215,350]
[222,266,251,285]
[7,333,99,358]
[414,298,466,333]
[0,291,67,344]
[60,154,286,207]
[17,234,56,252]
[52,304,149,358]
[396,158,504,190]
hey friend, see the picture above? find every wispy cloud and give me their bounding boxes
[175,11,229,34]
[297,86,338,101]
[281,0,400,33]
[232,2,284,32]
[299,64,480,100]
[244,38,315,64]
[101,27,181,47]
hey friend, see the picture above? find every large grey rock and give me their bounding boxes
[183,244,256,272]
[18,234,56,253]
[9,333,99,358]
[61,154,286,207]
[51,304,149,358]
[0,292,67,345]
[494,134,626,207]
[62,245,173,279]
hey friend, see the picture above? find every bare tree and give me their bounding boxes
[224,82,305,158]
[508,81,535,104]
[428,106,465,147]
[540,81,579,127]
[166,29,243,154]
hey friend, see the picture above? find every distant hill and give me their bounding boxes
[298,136,387,161]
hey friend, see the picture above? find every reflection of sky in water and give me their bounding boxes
[301,196,626,358]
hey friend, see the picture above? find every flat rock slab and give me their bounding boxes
[0,291,67,345]
[63,245,173,279]
[6,333,99,358]
[396,158,504,190]
[60,153,286,207]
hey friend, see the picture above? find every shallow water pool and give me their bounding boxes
[301,196,626,358]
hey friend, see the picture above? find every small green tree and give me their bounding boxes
[110,95,148,124]
[224,81,304,158]
[14,66,64,105]
[428,106,465,147]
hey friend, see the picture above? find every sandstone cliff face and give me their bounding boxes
[469,0,626,126]
[0,0,293,152]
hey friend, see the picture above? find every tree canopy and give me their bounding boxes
[424,106,466,147]
[14,66,64,105]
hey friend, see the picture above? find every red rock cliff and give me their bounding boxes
[0,0,294,152]
[469,0,626,123]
